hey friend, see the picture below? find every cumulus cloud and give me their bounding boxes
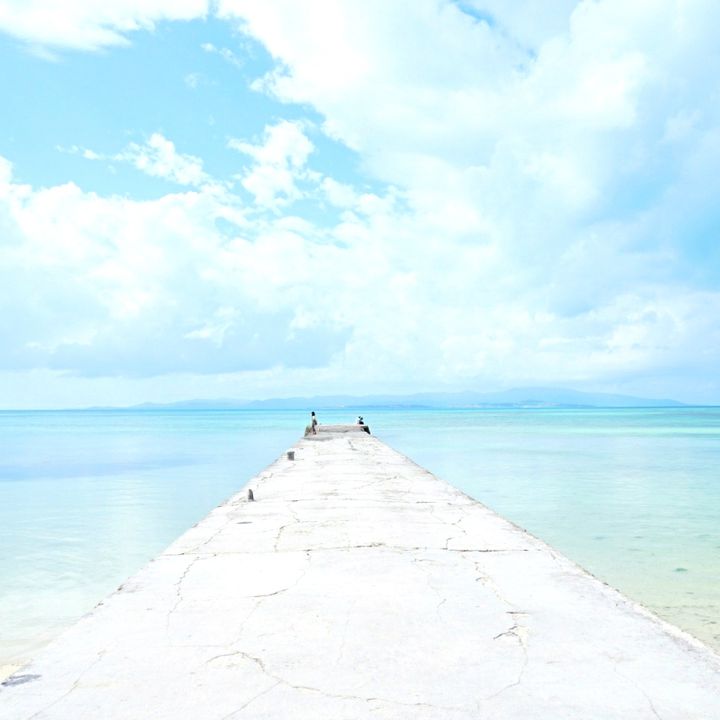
[116,134,212,187]
[217,0,719,216]
[462,0,579,49]
[0,157,350,377]
[213,0,720,399]
[76,134,214,188]
[201,41,243,68]
[229,120,315,208]
[3,1,720,402]
[2,128,720,400]
[184,72,204,90]
[0,0,209,51]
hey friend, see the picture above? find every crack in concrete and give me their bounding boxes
[273,517,302,552]
[410,555,449,622]
[25,650,106,719]
[303,544,530,555]
[612,665,665,720]
[208,648,468,713]
[185,519,234,556]
[464,556,534,703]
[443,511,470,550]
[220,681,282,719]
[335,599,356,667]
[273,503,303,553]
[164,544,534,558]
[165,555,203,635]
[493,613,529,645]
[493,626,520,641]
[364,696,469,713]
[249,551,312,601]
[484,656,528,703]
[474,573,511,607]
[485,611,530,703]
[436,596,448,618]
[197,551,313,652]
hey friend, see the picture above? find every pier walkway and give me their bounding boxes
[2,425,720,718]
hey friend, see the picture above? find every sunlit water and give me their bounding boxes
[1,407,719,669]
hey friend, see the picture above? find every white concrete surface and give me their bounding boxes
[2,425,720,719]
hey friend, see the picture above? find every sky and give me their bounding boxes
[0,0,719,408]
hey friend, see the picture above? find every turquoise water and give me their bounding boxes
[1,407,719,668]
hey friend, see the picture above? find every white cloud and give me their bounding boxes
[78,134,214,188]
[460,0,579,48]
[201,41,243,68]
[0,159,351,378]
[321,177,357,208]
[229,120,314,208]
[2,142,720,402]
[0,0,209,51]
[117,134,210,187]
[230,120,313,168]
[3,1,720,403]
[184,72,203,90]
[217,0,720,209]
[210,0,720,400]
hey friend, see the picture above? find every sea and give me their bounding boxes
[1,407,719,672]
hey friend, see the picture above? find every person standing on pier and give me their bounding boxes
[310,411,318,435]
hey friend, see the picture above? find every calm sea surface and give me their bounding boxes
[1,407,719,668]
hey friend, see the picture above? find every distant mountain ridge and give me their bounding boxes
[128,388,684,411]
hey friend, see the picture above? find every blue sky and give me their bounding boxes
[0,0,719,407]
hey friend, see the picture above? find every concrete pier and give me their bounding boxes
[2,425,720,718]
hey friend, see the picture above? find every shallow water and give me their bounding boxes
[1,407,718,666]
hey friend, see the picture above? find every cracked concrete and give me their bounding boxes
[2,424,720,719]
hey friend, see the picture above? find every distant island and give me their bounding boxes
[115,387,685,411]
